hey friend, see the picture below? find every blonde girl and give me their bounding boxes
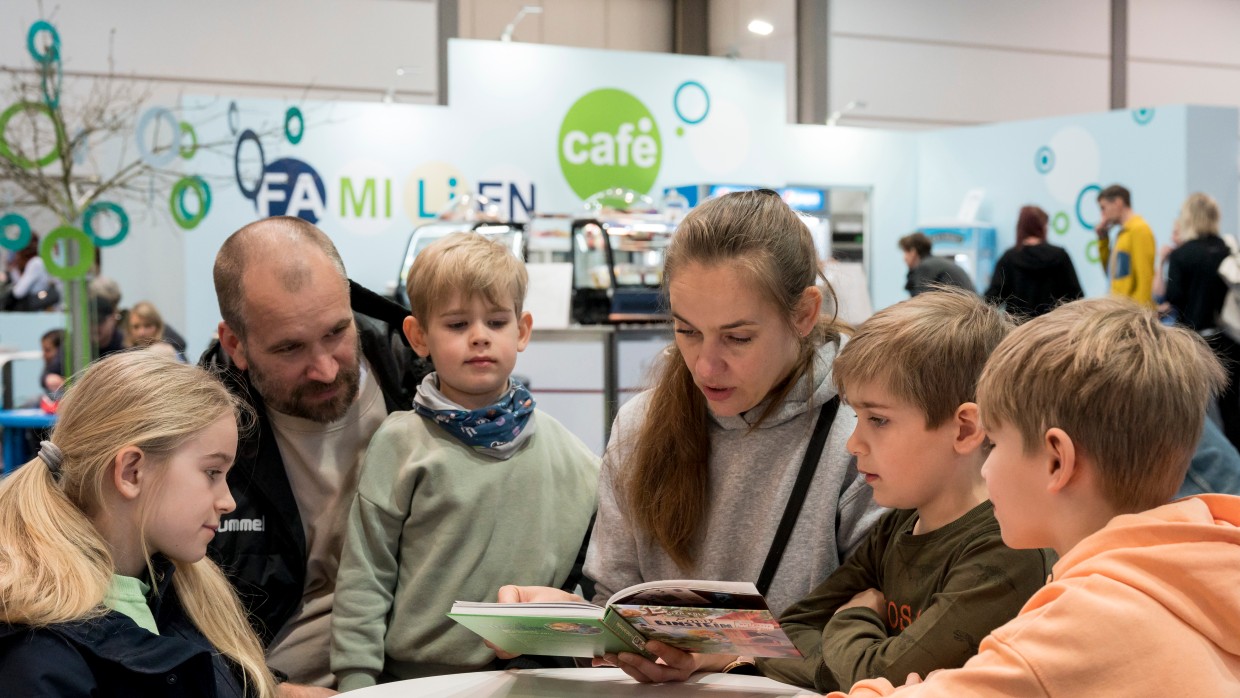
[125,300,168,348]
[0,351,276,697]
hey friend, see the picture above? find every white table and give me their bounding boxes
[349,668,818,697]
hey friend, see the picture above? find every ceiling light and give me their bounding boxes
[748,19,773,36]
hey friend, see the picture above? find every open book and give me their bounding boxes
[449,579,802,660]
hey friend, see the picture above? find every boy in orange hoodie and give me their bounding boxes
[829,296,1240,698]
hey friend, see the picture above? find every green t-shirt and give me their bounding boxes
[758,501,1054,692]
[102,573,158,635]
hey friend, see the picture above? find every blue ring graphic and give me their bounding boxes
[40,49,62,110]
[1035,146,1055,174]
[233,129,265,201]
[227,101,240,135]
[0,212,33,251]
[26,21,60,64]
[83,201,129,247]
[1075,184,1102,230]
[1132,108,1155,125]
[673,81,710,125]
[136,107,181,167]
[285,106,304,144]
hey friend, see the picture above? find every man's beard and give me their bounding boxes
[248,349,362,424]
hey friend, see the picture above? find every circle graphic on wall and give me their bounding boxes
[234,129,266,201]
[171,176,211,230]
[285,106,305,144]
[135,107,182,167]
[83,201,129,247]
[1075,184,1102,230]
[1085,239,1101,264]
[558,89,661,199]
[0,212,32,251]
[1051,211,1070,236]
[40,226,96,280]
[1132,108,1155,125]
[0,101,63,169]
[26,21,60,64]
[1035,146,1055,174]
[1044,126,1100,206]
[673,81,710,125]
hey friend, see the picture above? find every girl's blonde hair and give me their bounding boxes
[621,189,845,569]
[1175,192,1220,242]
[0,351,275,698]
[124,300,167,348]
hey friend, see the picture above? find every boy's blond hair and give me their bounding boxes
[977,297,1226,512]
[834,288,1013,428]
[406,232,527,322]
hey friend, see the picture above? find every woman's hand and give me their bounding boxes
[486,586,586,659]
[495,585,584,604]
[596,641,730,683]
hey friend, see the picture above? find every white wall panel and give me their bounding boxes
[607,0,673,52]
[830,36,1109,129]
[832,0,1110,55]
[1,0,439,101]
[461,0,671,52]
[1129,62,1240,110]
[543,0,607,49]
[708,0,796,121]
[1130,0,1240,65]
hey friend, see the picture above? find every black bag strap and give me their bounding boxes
[755,395,841,596]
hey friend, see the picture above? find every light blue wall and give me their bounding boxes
[915,105,1235,301]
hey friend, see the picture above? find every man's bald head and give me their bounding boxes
[214,216,349,338]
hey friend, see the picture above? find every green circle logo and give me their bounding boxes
[559,88,661,200]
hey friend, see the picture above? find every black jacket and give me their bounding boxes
[199,281,428,645]
[905,256,975,296]
[1166,235,1231,332]
[0,557,249,698]
[984,242,1084,318]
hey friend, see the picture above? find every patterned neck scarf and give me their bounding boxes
[413,373,537,459]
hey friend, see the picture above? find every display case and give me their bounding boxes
[566,189,677,325]
[393,195,525,308]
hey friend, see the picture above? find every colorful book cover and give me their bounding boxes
[608,605,801,658]
[449,580,802,660]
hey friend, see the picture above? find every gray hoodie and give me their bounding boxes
[584,340,883,616]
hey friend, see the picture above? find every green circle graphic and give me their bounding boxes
[170,176,211,229]
[1051,211,1070,236]
[0,101,63,169]
[558,88,661,200]
[179,121,198,159]
[40,226,95,280]
[1085,239,1100,264]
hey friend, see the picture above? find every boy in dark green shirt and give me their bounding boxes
[756,290,1054,691]
[605,291,1053,692]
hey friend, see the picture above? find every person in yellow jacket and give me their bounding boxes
[1094,184,1156,307]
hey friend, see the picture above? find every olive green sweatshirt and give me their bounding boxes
[330,409,599,691]
[759,501,1054,693]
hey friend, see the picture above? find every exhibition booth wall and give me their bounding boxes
[5,39,1238,450]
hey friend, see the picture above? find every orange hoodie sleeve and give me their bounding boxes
[825,631,1050,698]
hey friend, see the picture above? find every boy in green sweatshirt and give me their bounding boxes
[330,233,599,690]
[607,290,1053,692]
